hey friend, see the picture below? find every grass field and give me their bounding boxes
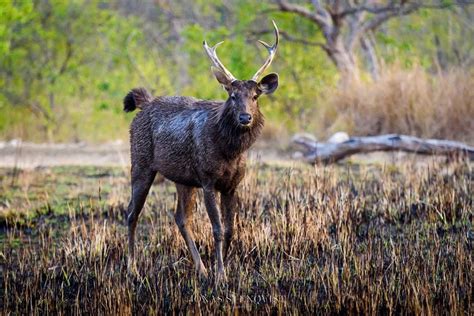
[1,158,473,314]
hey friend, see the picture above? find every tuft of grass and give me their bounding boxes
[1,160,473,314]
[319,67,474,142]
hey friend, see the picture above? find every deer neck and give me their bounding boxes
[213,104,264,160]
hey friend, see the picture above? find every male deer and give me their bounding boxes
[124,21,279,283]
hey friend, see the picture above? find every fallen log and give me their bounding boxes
[292,132,474,164]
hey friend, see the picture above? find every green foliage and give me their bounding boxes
[1,1,135,140]
[0,1,472,142]
[378,7,473,69]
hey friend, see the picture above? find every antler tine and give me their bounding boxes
[203,40,237,83]
[251,20,279,82]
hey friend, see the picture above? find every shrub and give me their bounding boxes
[321,67,474,143]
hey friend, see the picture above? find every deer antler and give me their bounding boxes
[203,41,237,83]
[203,21,279,83]
[252,20,279,82]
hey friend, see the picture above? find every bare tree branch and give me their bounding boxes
[250,29,328,50]
[340,1,404,17]
[340,0,474,17]
[275,0,329,28]
[311,0,331,21]
[293,133,474,164]
[360,3,422,33]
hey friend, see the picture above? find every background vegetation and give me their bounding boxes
[1,0,473,143]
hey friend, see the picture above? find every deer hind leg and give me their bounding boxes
[175,184,208,278]
[127,167,156,272]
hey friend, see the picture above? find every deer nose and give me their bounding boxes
[239,113,252,125]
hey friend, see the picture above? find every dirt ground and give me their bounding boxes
[0,139,453,169]
[0,140,293,169]
[0,141,131,168]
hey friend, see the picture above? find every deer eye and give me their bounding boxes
[252,95,258,101]
[230,93,236,101]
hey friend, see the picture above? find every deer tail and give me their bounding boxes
[123,88,153,112]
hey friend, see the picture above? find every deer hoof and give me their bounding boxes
[197,264,209,280]
[215,269,227,285]
[127,258,139,276]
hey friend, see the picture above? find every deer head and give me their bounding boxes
[203,21,279,128]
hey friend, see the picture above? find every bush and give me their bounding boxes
[320,67,474,143]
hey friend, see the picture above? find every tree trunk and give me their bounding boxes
[360,34,380,80]
[326,38,359,83]
[293,133,474,164]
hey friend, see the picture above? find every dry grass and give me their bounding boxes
[1,159,473,314]
[320,67,474,143]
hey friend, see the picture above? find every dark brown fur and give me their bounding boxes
[125,75,278,281]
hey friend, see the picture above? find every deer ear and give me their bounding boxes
[212,67,232,88]
[257,73,279,95]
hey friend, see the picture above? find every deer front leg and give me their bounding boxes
[202,186,226,284]
[221,190,237,261]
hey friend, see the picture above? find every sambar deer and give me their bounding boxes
[124,21,279,283]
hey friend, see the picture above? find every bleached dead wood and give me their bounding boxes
[292,133,474,164]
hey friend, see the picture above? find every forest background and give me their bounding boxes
[1,0,473,144]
